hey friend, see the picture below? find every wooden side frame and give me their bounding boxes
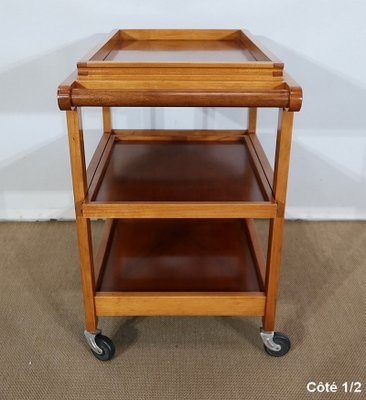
[246,107,295,331]
[82,201,277,219]
[65,104,297,331]
[95,292,266,316]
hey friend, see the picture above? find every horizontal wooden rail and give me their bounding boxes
[95,292,266,316]
[82,201,277,219]
[69,88,290,108]
[113,129,247,142]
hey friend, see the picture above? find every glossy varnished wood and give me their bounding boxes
[95,292,266,316]
[86,132,111,187]
[94,219,116,289]
[82,201,276,219]
[60,30,301,333]
[98,219,261,292]
[113,129,246,142]
[263,110,294,331]
[102,107,112,133]
[244,218,266,290]
[105,40,256,62]
[86,134,114,200]
[95,141,265,202]
[118,29,243,42]
[69,87,290,108]
[58,29,302,111]
[66,109,97,332]
[81,29,275,65]
[83,134,277,218]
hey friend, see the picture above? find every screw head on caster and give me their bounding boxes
[263,332,291,357]
[91,335,116,361]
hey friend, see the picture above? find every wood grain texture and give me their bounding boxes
[244,136,274,201]
[113,129,246,142]
[57,71,78,110]
[86,134,115,201]
[83,138,277,218]
[263,110,294,331]
[82,201,276,219]
[272,110,294,209]
[97,219,261,292]
[104,40,256,63]
[118,29,242,41]
[77,80,282,90]
[102,107,112,133]
[93,219,115,290]
[247,107,257,134]
[57,29,302,111]
[248,133,274,190]
[95,292,266,316]
[284,73,303,112]
[68,88,290,108]
[240,30,283,66]
[77,29,119,65]
[66,109,97,331]
[60,31,300,329]
[86,132,111,187]
[93,141,266,202]
[244,219,266,290]
[79,67,279,81]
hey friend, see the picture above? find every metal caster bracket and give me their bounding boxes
[260,329,281,352]
[84,329,103,355]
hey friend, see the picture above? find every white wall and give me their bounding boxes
[1,0,365,220]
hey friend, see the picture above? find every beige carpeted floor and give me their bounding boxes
[0,221,365,400]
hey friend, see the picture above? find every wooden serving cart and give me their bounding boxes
[58,29,302,360]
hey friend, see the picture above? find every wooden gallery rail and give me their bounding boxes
[58,29,302,361]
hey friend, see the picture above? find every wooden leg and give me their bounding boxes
[75,217,98,331]
[263,109,294,331]
[247,107,257,134]
[102,107,112,134]
[67,108,97,332]
[263,217,284,330]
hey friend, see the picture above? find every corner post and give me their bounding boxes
[247,107,257,134]
[263,109,294,331]
[66,108,97,332]
[102,107,112,134]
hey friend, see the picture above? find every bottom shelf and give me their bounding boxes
[97,219,261,292]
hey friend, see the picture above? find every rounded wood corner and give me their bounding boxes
[58,71,78,110]
[57,86,72,110]
[284,73,303,111]
[287,85,303,112]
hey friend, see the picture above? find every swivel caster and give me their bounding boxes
[84,330,115,361]
[260,330,291,357]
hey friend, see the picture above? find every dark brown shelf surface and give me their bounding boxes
[95,141,266,202]
[98,219,261,292]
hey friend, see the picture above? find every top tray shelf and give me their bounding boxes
[104,40,255,63]
[58,29,302,111]
[78,29,282,68]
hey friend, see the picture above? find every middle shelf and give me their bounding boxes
[83,130,276,219]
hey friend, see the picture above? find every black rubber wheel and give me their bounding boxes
[91,335,115,361]
[263,332,291,357]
